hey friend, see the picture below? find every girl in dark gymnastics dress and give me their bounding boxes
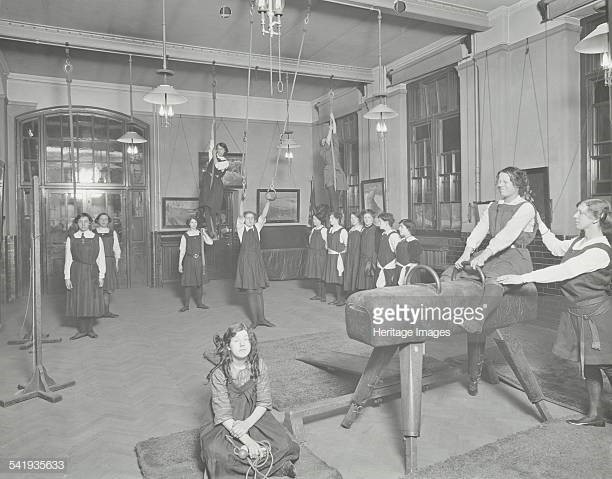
[200,323,300,478]
[499,199,612,427]
[376,212,401,288]
[303,207,328,302]
[178,217,214,312]
[395,219,423,285]
[200,142,230,238]
[323,211,348,306]
[343,212,363,298]
[94,213,121,318]
[452,166,537,333]
[356,209,380,291]
[64,213,105,340]
[235,195,274,328]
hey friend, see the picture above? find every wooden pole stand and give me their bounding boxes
[1,177,75,408]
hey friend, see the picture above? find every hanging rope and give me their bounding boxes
[329,76,337,191]
[209,61,217,190]
[64,44,77,209]
[243,0,256,195]
[268,1,311,192]
[485,51,495,174]
[512,39,529,166]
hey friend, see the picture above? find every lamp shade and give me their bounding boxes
[143,84,188,105]
[363,103,398,120]
[117,131,147,144]
[575,22,608,54]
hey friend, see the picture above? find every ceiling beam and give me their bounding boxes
[537,0,604,22]
[322,0,490,32]
[0,19,374,83]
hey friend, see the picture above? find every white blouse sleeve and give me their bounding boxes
[521,248,610,284]
[465,203,491,251]
[64,236,73,280]
[96,237,106,279]
[540,231,575,257]
[112,231,121,259]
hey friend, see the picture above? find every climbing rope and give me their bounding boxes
[225,435,275,479]
[64,44,77,209]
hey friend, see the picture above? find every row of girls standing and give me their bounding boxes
[304,207,423,305]
[64,212,121,340]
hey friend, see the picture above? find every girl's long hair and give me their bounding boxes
[205,322,261,384]
[497,166,538,229]
[580,198,612,242]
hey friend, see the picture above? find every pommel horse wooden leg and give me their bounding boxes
[467,333,487,396]
[341,345,397,429]
[492,327,553,422]
[399,342,424,479]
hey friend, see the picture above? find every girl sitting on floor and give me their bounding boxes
[200,323,300,478]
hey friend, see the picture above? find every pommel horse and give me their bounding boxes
[342,265,552,478]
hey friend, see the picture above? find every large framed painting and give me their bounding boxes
[198,152,245,189]
[162,197,200,229]
[256,189,300,223]
[361,178,386,216]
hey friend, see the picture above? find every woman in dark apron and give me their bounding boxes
[451,166,537,333]
[303,207,328,302]
[64,213,105,340]
[355,209,380,291]
[323,211,347,306]
[200,142,230,238]
[499,198,612,427]
[94,213,120,318]
[343,212,363,298]
[235,194,274,328]
[178,217,214,312]
[200,323,300,478]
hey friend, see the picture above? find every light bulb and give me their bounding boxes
[167,105,174,117]
[602,51,612,69]
[285,149,293,159]
[159,104,166,116]
[376,120,387,134]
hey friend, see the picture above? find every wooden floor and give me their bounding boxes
[0,280,572,479]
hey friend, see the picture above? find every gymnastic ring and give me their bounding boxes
[405,265,441,294]
[265,185,277,201]
[451,263,486,286]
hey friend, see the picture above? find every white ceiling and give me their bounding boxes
[0,0,526,100]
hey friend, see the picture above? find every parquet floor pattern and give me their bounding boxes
[0,280,347,479]
[0,280,571,479]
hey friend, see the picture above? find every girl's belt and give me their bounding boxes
[568,296,610,378]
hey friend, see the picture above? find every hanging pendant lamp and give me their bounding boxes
[118,55,147,155]
[575,22,612,85]
[143,0,187,127]
[363,10,397,136]
[277,131,300,159]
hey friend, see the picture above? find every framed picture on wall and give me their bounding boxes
[524,167,552,226]
[256,189,300,223]
[361,178,386,216]
[162,197,200,229]
[198,152,245,189]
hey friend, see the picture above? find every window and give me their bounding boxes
[407,68,461,231]
[19,108,147,187]
[581,15,612,199]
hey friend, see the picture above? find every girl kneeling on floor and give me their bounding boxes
[200,323,300,478]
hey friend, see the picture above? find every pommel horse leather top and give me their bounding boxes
[342,265,551,478]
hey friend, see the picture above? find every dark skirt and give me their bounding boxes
[103,257,119,292]
[182,255,203,287]
[235,251,269,290]
[323,253,346,285]
[66,261,104,318]
[303,248,326,280]
[343,241,360,292]
[356,255,377,290]
[479,247,533,283]
[200,380,299,479]
[553,297,612,366]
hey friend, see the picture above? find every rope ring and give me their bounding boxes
[277,80,284,93]
[64,62,73,74]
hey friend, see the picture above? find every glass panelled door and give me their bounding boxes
[44,189,133,293]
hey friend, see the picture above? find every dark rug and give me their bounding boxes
[445,323,612,417]
[205,324,608,416]
[135,428,342,479]
[414,420,612,479]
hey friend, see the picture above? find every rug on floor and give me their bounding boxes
[204,323,610,415]
[135,428,342,479]
[414,419,612,479]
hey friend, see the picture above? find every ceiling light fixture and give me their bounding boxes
[257,0,285,36]
[117,55,147,156]
[277,131,300,160]
[143,0,187,127]
[363,9,398,137]
[575,22,612,85]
